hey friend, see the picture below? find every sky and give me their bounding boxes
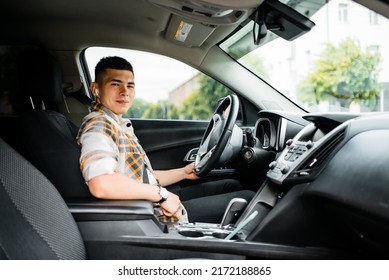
[84,47,198,102]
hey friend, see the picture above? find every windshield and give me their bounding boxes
[221,0,389,113]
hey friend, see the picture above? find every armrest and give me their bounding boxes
[67,199,154,221]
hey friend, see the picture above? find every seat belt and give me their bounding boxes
[65,90,93,111]
[142,164,150,184]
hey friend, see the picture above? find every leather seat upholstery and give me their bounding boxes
[21,109,92,199]
[19,49,92,199]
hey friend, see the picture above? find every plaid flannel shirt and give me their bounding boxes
[77,102,188,223]
[77,102,156,184]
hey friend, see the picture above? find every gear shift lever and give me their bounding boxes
[220,198,248,227]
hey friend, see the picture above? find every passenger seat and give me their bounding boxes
[0,137,87,259]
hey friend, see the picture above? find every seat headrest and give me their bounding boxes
[18,50,63,107]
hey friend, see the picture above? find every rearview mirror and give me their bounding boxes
[253,0,315,44]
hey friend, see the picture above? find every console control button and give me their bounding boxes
[268,161,277,170]
[280,164,290,174]
[286,139,293,146]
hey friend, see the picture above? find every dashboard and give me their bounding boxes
[264,112,360,186]
[248,110,363,186]
[254,110,308,152]
[242,110,389,257]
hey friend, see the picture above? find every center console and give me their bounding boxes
[266,123,317,185]
[68,179,345,259]
[266,114,352,187]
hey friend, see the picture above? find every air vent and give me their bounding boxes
[299,128,346,172]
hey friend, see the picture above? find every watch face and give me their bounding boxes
[159,188,169,201]
[160,187,169,200]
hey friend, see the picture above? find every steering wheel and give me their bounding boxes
[194,95,240,176]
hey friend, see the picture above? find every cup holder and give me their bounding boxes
[178,230,204,238]
[212,231,239,240]
[177,227,239,241]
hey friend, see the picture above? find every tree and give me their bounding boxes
[297,38,382,110]
[126,72,239,120]
[123,98,150,118]
[173,73,235,120]
[178,90,212,120]
[201,74,229,108]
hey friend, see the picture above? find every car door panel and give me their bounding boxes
[131,119,207,170]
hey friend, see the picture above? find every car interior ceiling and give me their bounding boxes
[1,0,389,260]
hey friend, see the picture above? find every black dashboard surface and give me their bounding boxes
[249,111,389,258]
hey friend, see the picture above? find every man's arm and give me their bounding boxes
[88,172,159,200]
[154,163,199,187]
[79,122,184,216]
[88,173,181,215]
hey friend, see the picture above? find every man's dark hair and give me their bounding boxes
[94,56,134,83]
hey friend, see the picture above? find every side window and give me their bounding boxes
[84,47,233,120]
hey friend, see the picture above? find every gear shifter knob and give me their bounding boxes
[220,198,248,227]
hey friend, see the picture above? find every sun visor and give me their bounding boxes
[150,0,263,47]
[165,15,216,47]
[149,0,263,24]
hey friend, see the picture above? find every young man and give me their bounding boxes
[77,56,254,222]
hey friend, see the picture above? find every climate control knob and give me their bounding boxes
[280,164,290,174]
[306,140,314,149]
[268,161,277,170]
[286,139,293,146]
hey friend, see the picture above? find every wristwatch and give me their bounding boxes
[157,186,169,204]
